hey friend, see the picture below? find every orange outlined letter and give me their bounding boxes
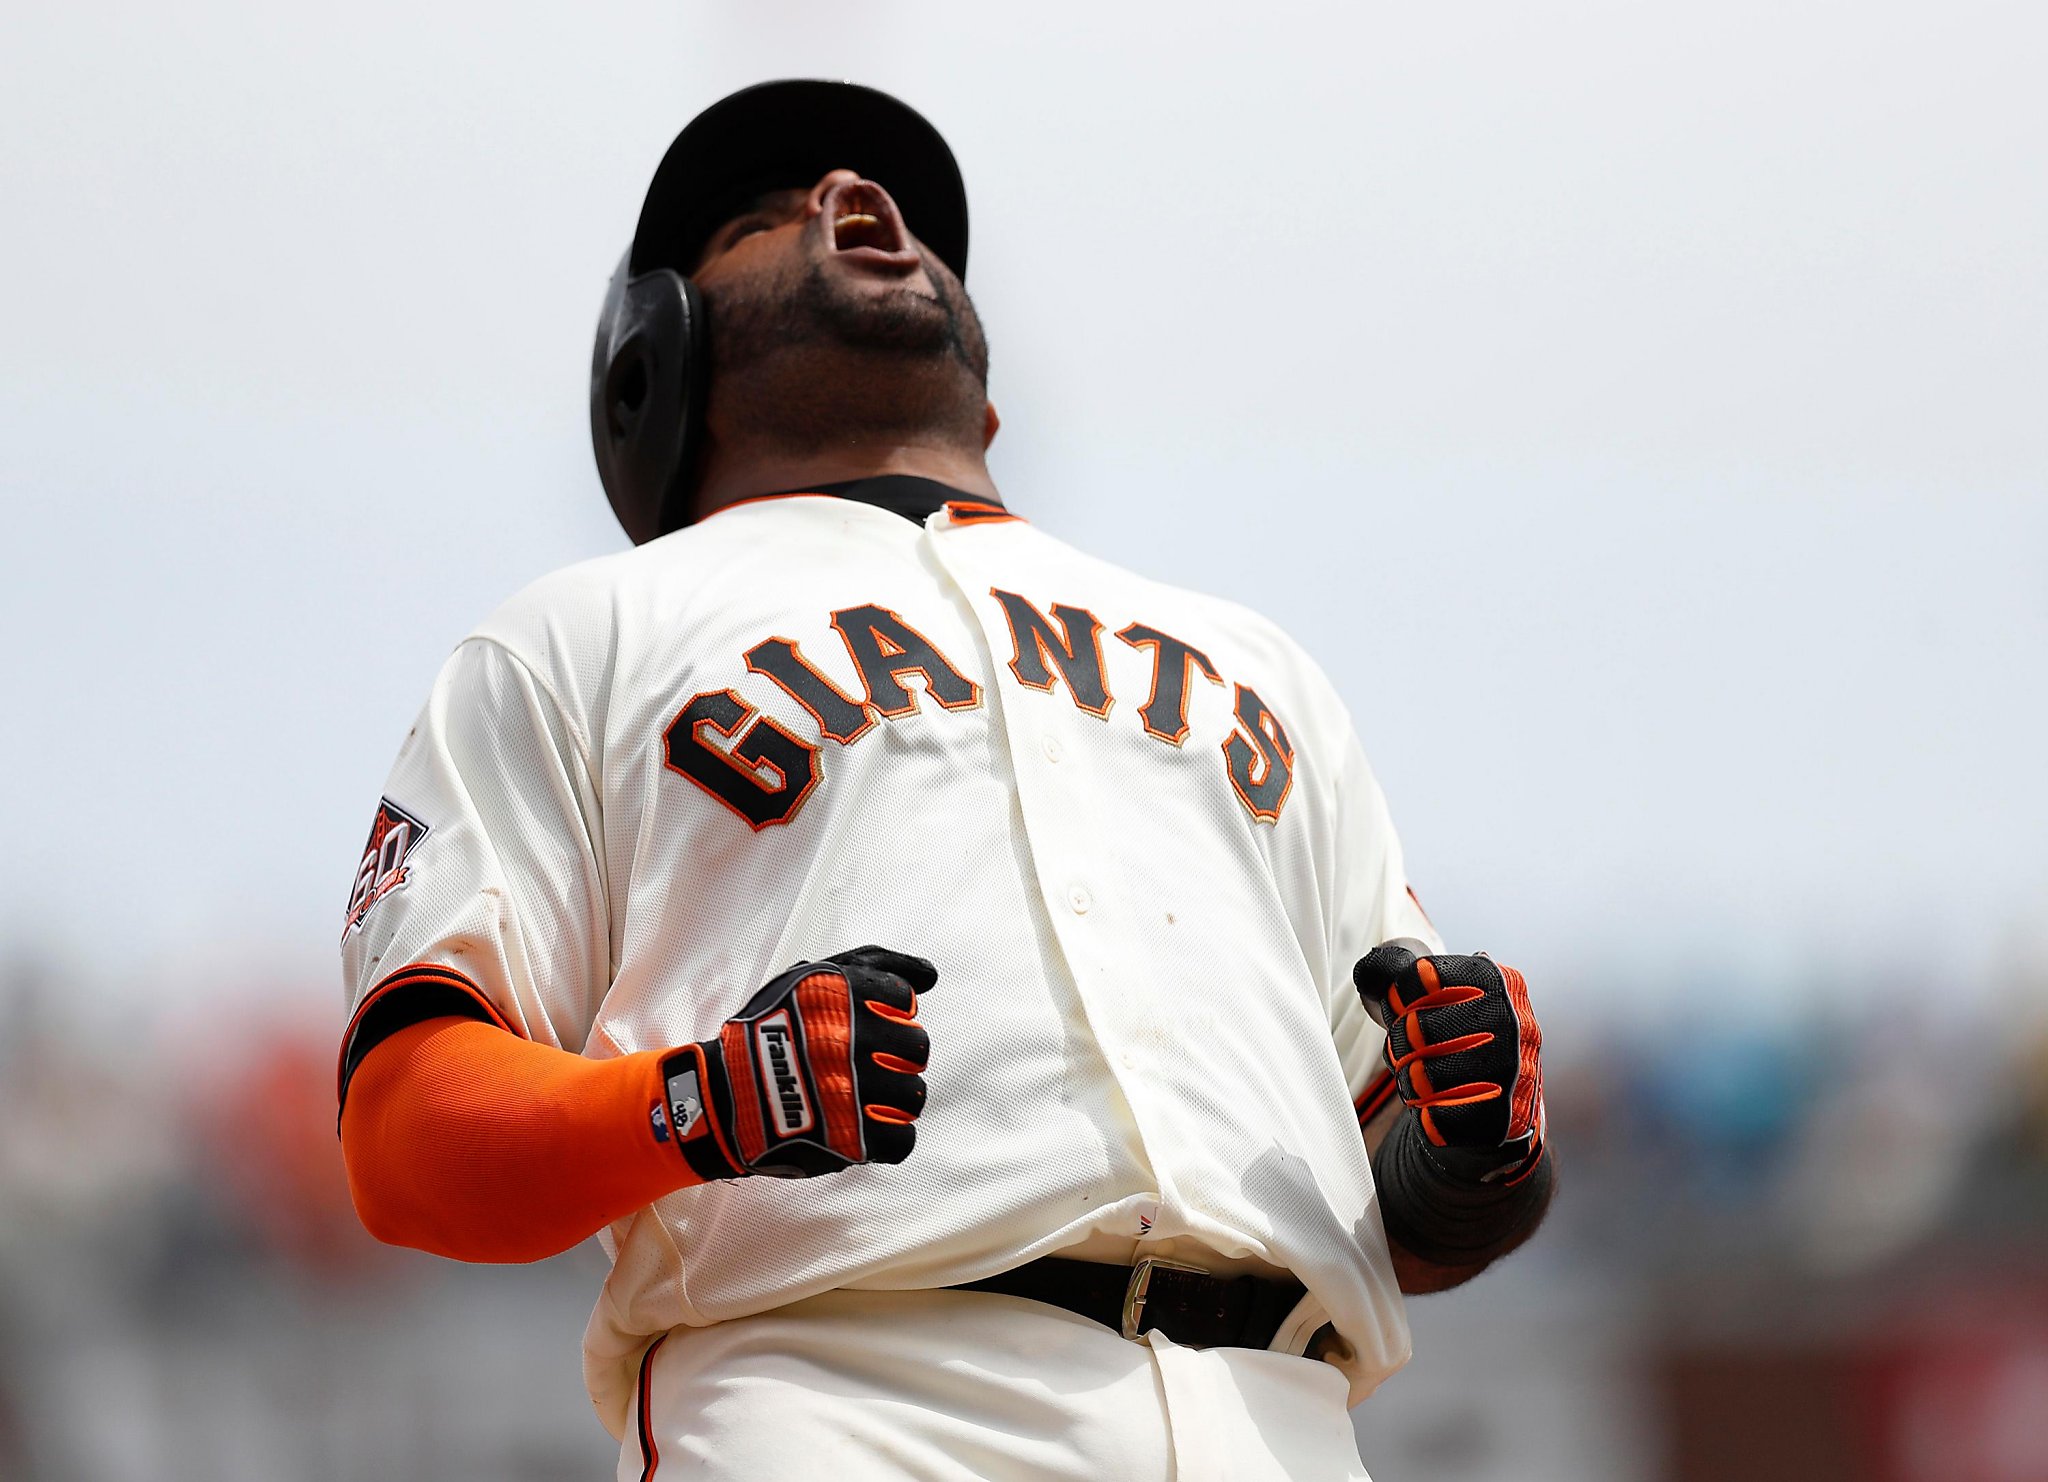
[1222,683,1295,822]
[1115,622,1223,745]
[991,590,1114,718]
[663,688,821,830]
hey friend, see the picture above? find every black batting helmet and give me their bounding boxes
[590,80,971,545]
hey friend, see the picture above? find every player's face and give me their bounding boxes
[694,171,924,282]
[690,169,988,389]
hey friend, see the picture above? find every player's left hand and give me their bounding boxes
[1353,941,1545,1183]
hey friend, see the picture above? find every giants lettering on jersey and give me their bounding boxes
[662,594,1295,829]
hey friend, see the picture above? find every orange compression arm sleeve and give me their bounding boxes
[340,1016,702,1263]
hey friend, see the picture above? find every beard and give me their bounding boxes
[699,249,991,456]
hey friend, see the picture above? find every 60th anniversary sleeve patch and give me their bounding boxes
[342,797,431,939]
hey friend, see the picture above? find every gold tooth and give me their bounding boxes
[835,213,880,229]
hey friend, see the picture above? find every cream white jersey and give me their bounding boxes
[337,484,1441,1436]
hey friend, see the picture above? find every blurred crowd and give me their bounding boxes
[2,950,2044,1482]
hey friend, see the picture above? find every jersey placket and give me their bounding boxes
[921,513,1185,1231]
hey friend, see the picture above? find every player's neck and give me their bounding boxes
[694,440,1000,520]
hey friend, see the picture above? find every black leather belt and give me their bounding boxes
[953,1256,1307,1350]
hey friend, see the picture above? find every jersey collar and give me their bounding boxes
[734,475,1003,525]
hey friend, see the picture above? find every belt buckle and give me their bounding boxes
[1120,1257,1206,1341]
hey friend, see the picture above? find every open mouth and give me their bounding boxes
[833,212,897,251]
[826,182,920,270]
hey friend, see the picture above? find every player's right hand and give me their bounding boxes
[658,945,937,1182]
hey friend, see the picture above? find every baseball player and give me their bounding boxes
[336,80,1552,1481]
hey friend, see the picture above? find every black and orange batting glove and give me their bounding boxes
[659,945,937,1182]
[1353,940,1552,1266]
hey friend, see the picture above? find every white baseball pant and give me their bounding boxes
[618,1287,1372,1481]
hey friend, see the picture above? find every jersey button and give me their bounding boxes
[1043,734,1063,763]
[1067,884,1092,914]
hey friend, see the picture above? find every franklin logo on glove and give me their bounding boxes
[656,945,937,1183]
[755,1014,814,1135]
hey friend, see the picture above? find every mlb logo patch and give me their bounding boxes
[342,797,430,939]
[664,1065,707,1140]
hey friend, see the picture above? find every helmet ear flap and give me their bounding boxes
[602,336,652,443]
[590,255,709,545]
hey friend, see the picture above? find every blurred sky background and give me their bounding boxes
[5,5,2047,1481]
[3,1,2044,1036]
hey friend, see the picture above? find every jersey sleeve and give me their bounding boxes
[1325,728,1445,1105]
[337,637,610,1109]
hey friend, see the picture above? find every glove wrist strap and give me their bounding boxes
[1373,1108,1554,1268]
[659,1041,744,1182]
